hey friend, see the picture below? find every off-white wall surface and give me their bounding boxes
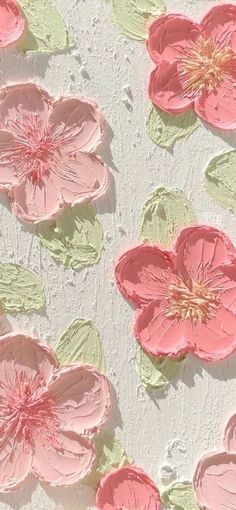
[0,0,236,508]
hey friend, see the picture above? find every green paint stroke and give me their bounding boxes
[0,263,45,313]
[56,318,106,373]
[36,205,103,271]
[162,481,199,510]
[111,0,166,41]
[140,187,197,248]
[136,347,181,389]
[147,105,199,148]
[205,150,236,213]
[18,0,74,53]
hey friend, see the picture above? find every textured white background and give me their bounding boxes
[0,0,236,508]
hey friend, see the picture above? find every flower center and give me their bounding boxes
[178,35,235,97]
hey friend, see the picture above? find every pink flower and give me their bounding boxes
[147,4,236,129]
[193,414,236,510]
[0,83,109,223]
[115,225,236,362]
[96,465,161,510]
[0,333,111,492]
[0,0,25,48]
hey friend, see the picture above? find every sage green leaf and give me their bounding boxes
[36,205,103,271]
[147,105,199,148]
[140,187,197,248]
[205,150,236,213]
[18,0,74,53]
[0,264,45,313]
[162,481,199,510]
[136,347,181,389]
[56,318,106,372]
[111,0,166,41]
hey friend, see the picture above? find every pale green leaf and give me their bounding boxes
[36,205,103,271]
[0,264,45,313]
[136,347,181,389]
[147,105,199,148]
[56,318,106,372]
[111,0,166,41]
[140,187,197,248]
[18,0,74,53]
[162,481,199,510]
[205,150,236,213]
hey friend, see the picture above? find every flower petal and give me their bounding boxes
[0,130,21,190]
[51,153,109,206]
[115,245,174,307]
[0,0,25,48]
[49,96,106,154]
[147,14,200,65]
[194,74,236,130]
[47,365,111,435]
[149,62,193,114]
[201,4,236,50]
[0,435,32,493]
[224,413,236,452]
[220,263,236,314]
[96,465,161,510]
[32,431,95,487]
[193,452,236,510]
[193,306,236,361]
[135,300,190,358]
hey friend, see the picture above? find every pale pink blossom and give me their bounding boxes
[0,0,25,48]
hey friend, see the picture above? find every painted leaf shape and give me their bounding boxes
[36,205,103,271]
[140,187,197,248]
[0,264,45,313]
[56,318,106,373]
[18,0,74,53]
[147,106,199,148]
[136,347,181,389]
[111,0,166,41]
[205,150,236,213]
[162,481,199,510]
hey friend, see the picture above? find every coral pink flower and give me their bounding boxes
[147,4,236,129]
[193,414,236,510]
[0,333,111,492]
[0,0,25,48]
[96,465,161,510]
[0,83,109,223]
[115,225,236,362]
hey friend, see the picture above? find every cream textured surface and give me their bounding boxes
[0,0,236,508]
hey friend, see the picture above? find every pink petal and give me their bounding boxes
[174,225,235,282]
[0,435,32,493]
[147,14,200,65]
[193,306,236,361]
[0,130,21,190]
[50,152,109,206]
[47,365,111,435]
[32,431,95,487]
[135,299,190,358]
[201,4,236,50]
[224,413,236,452]
[194,74,236,130]
[49,96,106,154]
[149,62,193,114]
[115,245,175,308]
[0,0,25,48]
[9,176,64,223]
[96,465,161,510]
[220,263,236,313]
[193,452,236,510]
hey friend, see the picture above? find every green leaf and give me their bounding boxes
[36,205,103,271]
[162,481,199,510]
[111,0,166,41]
[136,347,181,389]
[205,150,236,213]
[56,318,106,372]
[0,264,45,314]
[18,0,74,53]
[140,187,197,248]
[147,105,199,148]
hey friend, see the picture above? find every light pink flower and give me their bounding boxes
[115,225,236,362]
[194,414,236,510]
[0,333,111,492]
[96,465,161,510]
[0,0,25,48]
[0,83,109,223]
[147,4,236,129]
